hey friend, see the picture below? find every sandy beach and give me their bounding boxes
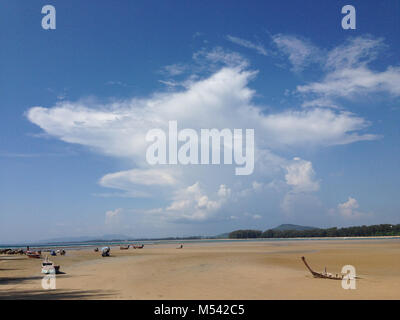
[1,239,400,300]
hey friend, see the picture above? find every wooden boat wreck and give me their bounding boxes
[301,256,343,280]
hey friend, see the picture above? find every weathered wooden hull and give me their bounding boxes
[301,256,342,280]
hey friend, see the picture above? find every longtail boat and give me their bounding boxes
[301,256,343,280]
[120,245,130,250]
[27,251,42,259]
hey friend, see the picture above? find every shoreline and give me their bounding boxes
[1,235,400,251]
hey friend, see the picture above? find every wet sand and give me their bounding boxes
[1,239,400,299]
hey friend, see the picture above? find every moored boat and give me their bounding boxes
[132,244,144,249]
[27,251,42,259]
[41,257,60,274]
[101,247,110,257]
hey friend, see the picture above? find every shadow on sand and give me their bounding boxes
[0,289,115,300]
[0,272,116,299]
[0,275,45,285]
[0,273,75,285]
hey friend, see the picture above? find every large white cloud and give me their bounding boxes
[26,48,378,222]
[27,68,376,156]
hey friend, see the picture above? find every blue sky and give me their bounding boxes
[1,1,400,243]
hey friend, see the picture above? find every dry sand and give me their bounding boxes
[1,239,400,299]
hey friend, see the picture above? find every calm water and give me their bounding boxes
[1,236,399,250]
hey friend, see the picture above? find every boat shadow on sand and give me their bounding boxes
[0,273,71,285]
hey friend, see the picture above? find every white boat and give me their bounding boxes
[41,257,60,274]
[101,247,110,257]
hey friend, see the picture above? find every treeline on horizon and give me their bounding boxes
[228,224,400,239]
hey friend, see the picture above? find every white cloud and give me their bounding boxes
[284,157,319,193]
[281,158,322,217]
[105,208,123,225]
[244,212,262,219]
[301,98,340,109]
[227,35,268,56]
[164,182,231,221]
[272,34,400,108]
[106,81,128,87]
[325,36,384,70]
[335,197,369,219]
[298,66,400,98]
[217,184,231,198]
[100,168,178,188]
[98,168,179,198]
[272,34,322,72]
[261,108,378,147]
[193,47,249,69]
[252,181,263,191]
[106,208,122,218]
[26,48,378,222]
[158,79,182,88]
[325,196,373,222]
[27,64,375,161]
[295,35,400,99]
[162,63,187,76]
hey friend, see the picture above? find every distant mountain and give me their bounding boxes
[273,224,317,231]
[214,232,230,239]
